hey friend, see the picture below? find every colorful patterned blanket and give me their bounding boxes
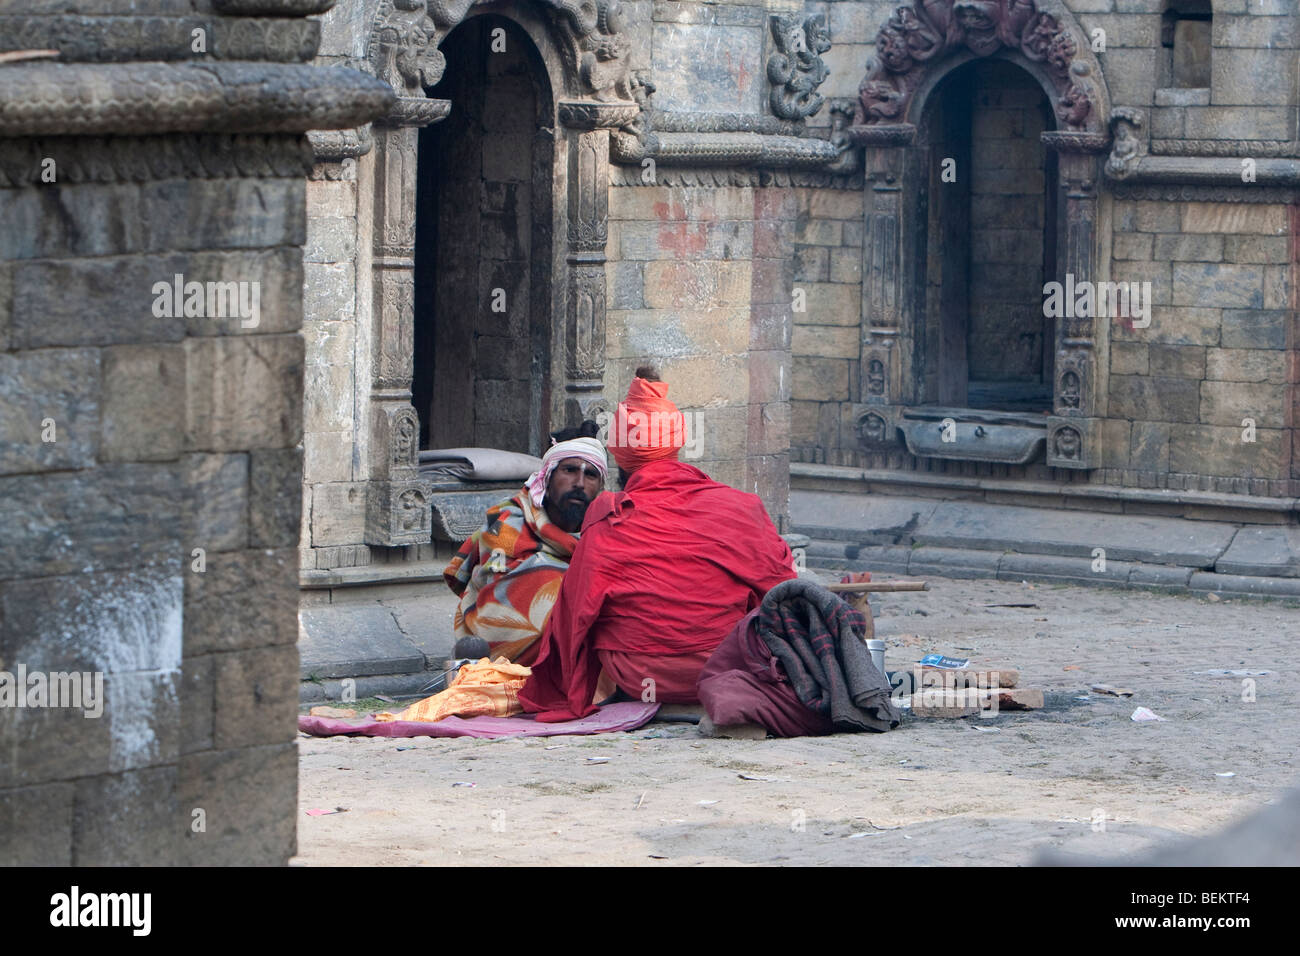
[443,492,578,664]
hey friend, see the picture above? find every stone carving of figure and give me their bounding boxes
[858,412,889,446]
[867,358,887,396]
[1059,369,1081,408]
[1054,426,1081,461]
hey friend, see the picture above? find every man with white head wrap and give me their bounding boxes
[443,423,608,665]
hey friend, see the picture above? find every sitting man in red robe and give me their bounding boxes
[519,368,796,721]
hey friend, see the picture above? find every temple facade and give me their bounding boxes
[300,0,1297,594]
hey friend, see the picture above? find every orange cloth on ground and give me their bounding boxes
[608,376,685,472]
[375,659,531,723]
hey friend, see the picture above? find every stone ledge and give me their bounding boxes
[0,61,393,137]
[791,462,1300,516]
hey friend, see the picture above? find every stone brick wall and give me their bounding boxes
[1105,200,1295,495]
[789,186,865,462]
[0,139,308,862]
[607,184,792,520]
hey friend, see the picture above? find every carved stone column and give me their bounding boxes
[849,124,915,451]
[558,101,637,427]
[363,0,448,546]
[1042,132,1110,470]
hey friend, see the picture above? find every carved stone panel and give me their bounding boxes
[1046,416,1096,470]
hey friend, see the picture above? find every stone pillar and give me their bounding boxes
[850,125,915,452]
[365,117,440,546]
[0,0,391,864]
[557,101,635,427]
[1044,134,1111,470]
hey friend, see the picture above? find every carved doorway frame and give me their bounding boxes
[847,0,1112,472]
[361,0,637,546]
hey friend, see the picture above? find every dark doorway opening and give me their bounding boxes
[413,14,555,454]
[919,58,1058,414]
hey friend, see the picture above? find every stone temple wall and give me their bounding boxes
[0,0,391,863]
[788,0,1299,503]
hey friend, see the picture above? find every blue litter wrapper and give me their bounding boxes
[919,653,970,669]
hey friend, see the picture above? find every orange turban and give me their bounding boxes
[609,376,685,472]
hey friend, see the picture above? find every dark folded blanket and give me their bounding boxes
[759,578,901,732]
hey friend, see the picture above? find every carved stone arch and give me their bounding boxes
[854,0,1111,137]
[847,0,1112,474]
[356,0,636,545]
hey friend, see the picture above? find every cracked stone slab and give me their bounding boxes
[790,492,938,543]
[1216,527,1300,579]
[298,605,424,679]
[914,501,1236,568]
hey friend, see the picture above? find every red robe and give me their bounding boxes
[519,459,796,721]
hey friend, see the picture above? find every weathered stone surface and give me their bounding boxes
[249,447,302,548]
[1113,233,1153,261]
[1200,380,1286,427]
[1129,422,1170,472]
[650,23,761,112]
[746,349,790,404]
[1211,50,1296,106]
[642,260,750,310]
[0,669,179,788]
[1217,527,1300,578]
[1170,263,1266,309]
[916,500,1236,567]
[0,465,180,579]
[181,247,305,337]
[1183,106,1292,140]
[73,765,179,866]
[180,654,215,755]
[303,260,355,322]
[1115,200,1181,234]
[1205,348,1288,384]
[1108,375,1200,423]
[213,644,299,750]
[185,334,304,452]
[304,215,355,264]
[1168,424,1286,478]
[0,347,99,474]
[619,220,752,261]
[653,354,751,408]
[302,430,352,484]
[0,782,74,865]
[185,452,249,553]
[303,318,355,367]
[184,548,298,656]
[793,356,849,402]
[790,492,938,544]
[793,324,858,358]
[177,742,297,866]
[1220,309,1287,350]
[1110,342,1149,375]
[303,362,353,433]
[793,245,829,282]
[11,255,184,348]
[1153,234,1223,262]
[298,604,424,679]
[750,301,792,351]
[1147,344,1205,379]
[1181,203,1288,236]
[309,481,366,547]
[101,344,184,462]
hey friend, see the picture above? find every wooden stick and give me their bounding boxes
[0,50,60,64]
[826,581,929,593]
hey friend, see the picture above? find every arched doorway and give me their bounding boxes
[413,13,555,455]
[919,58,1058,412]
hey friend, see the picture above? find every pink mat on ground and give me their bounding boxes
[297,701,660,739]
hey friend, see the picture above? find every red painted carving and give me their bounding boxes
[856,0,1095,131]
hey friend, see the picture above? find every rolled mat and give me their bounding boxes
[298,701,660,740]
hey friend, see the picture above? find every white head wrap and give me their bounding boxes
[524,436,608,508]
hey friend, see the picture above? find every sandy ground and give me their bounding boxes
[294,575,1299,865]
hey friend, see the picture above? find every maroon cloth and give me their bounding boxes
[697,609,835,738]
[519,459,796,721]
